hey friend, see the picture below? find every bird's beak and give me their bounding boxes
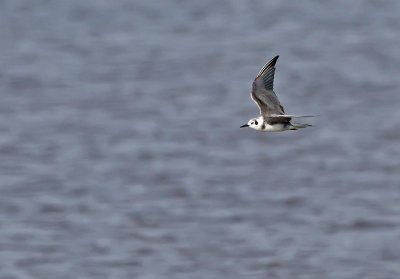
[240,124,249,128]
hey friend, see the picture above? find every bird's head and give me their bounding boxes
[240,117,263,130]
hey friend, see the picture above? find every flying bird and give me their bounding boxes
[240,55,314,132]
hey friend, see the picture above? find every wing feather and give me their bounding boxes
[251,56,285,122]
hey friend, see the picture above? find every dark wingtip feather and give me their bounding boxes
[270,55,279,66]
[255,55,280,80]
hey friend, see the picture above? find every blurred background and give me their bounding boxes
[1,0,400,278]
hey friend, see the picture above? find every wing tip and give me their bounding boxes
[255,55,280,80]
[269,55,280,65]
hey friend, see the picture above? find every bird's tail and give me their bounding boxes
[290,122,312,130]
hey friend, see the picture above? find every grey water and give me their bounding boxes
[1,0,400,278]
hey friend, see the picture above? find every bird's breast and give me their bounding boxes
[261,122,287,132]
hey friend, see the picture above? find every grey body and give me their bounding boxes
[241,55,313,132]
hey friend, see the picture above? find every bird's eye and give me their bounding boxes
[251,122,254,125]
[255,120,258,125]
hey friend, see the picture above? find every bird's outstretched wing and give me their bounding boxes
[268,114,315,118]
[251,55,286,124]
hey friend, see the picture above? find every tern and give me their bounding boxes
[240,55,314,132]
